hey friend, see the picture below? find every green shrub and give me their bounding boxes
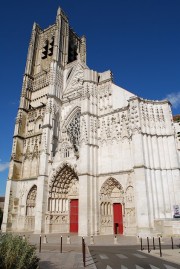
[0,233,39,269]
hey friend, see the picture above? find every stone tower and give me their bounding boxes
[2,7,180,236]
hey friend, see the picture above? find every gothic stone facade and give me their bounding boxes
[2,8,180,236]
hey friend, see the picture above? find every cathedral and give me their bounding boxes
[2,8,180,236]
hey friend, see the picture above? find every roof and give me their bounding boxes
[173,115,180,122]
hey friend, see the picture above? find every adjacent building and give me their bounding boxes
[2,8,180,236]
[0,197,5,212]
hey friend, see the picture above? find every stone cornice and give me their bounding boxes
[85,143,99,148]
[11,160,22,164]
[47,94,62,104]
[134,165,180,171]
[24,133,42,139]
[99,106,129,118]
[42,124,52,129]
[145,166,180,171]
[79,169,133,177]
[129,95,171,106]
[18,107,29,113]
[141,132,175,137]
[81,112,98,118]
[78,166,180,177]
[13,135,24,140]
[10,177,37,181]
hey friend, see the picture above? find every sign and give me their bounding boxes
[173,205,180,218]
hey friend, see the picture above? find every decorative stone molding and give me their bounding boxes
[64,64,84,94]
[49,162,78,190]
[80,116,88,144]
[33,71,49,91]
[100,177,124,199]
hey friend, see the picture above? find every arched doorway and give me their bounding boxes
[25,185,37,231]
[47,163,79,233]
[100,178,124,234]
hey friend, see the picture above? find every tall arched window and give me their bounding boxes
[67,111,80,155]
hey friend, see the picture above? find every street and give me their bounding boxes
[89,245,180,269]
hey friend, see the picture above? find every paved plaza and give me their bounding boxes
[19,233,180,268]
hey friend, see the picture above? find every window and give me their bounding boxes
[41,37,54,59]
[64,148,70,158]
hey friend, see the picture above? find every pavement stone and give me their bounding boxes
[18,233,180,268]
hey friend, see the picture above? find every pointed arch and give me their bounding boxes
[61,142,72,158]
[47,163,79,233]
[48,162,79,213]
[61,107,81,156]
[25,185,37,231]
[26,185,37,216]
[49,163,78,198]
[62,106,81,130]
[50,162,78,188]
[100,177,123,199]
[99,177,124,235]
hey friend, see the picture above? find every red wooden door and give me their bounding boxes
[113,203,123,234]
[70,199,78,233]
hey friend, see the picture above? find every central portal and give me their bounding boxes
[113,203,123,234]
[70,199,78,233]
[47,163,79,233]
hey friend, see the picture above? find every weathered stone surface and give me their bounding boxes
[2,7,180,236]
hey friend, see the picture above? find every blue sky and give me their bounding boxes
[0,0,180,196]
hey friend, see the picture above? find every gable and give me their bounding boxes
[63,63,84,95]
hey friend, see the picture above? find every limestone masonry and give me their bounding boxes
[2,8,180,236]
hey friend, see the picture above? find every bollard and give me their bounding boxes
[136,235,140,244]
[43,235,47,244]
[147,237,150,253]
[158,237,162,257]
[60,236,62,253]
[153,237,155,250]
[67,235,71,244]
[90,235,94,245]
[82,237,84,256]
[82,237,86,267]
[114,235,118,244]
[83,241,86,267]
[39,235,42,253]
[140,238,144,251]
[171,236,174,249]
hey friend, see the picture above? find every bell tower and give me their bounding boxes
[2,7,86,233]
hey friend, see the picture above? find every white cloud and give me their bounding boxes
[165,92,180,109]
[0,162,9,172]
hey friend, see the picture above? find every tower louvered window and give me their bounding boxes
[41,40,48,59]
[48,37,54,56]
[41,36,54,59]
